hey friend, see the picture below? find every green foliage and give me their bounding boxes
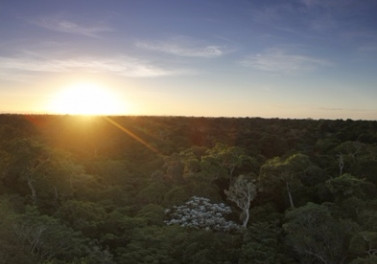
[115,226,178,264]
[164,155,185,182]
[136,180,169,205]
[283,202,352,264]
[0,196,113,264]
[163,185,191,207]
[350,256,377,264]
[259,153,313,209]
[249,203,283,223]
[186,180,221,201]
[1,115,376,263]
[202,144,254,180]
[117,225,240,264]
[0,196,38,264]
[358,207,377,232]
[99,209,146,249]
[239,221,283,264]
[55,200,107,236]
[136,204,165,226]
[349,231,377,258]
[326,174,374,201]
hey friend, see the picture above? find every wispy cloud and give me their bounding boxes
[33,18,112,37]
[300,0,356,9]
[240,49,333,74]
[0,55,185,79]
[136,36,226,58]
[358,45,377,53]
[342,31,377,53]
[301,0,328,8]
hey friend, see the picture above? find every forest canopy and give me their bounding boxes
[0,114,376,264]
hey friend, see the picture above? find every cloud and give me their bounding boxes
[0,55,185,78]
[136,36,225,58]
[300,0,358,9]
[358,45,377,53]
[342,31,377,53]
[33,18,112,37]
[301,0,328,8]
[240,49,333,74]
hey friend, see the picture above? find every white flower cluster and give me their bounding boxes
[164,196,239,231]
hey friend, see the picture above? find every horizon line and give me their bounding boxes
[0,112,376,122]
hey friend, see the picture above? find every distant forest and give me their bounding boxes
[0,114,376,264]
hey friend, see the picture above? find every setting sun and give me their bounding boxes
[48,82,126,115]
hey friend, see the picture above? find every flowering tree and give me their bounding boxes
[164,196,239,231]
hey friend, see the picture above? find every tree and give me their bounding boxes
[4,138,50,205]
[163,154,184,182]
[0,195,37,264]
[259,153,312,209]
[55,200,107,237]
[136,204,165,226]
[0,201,114,264]
[13,207,89,262]
[283,203,352,264]
[115,225,178,264]
[326,174,373,202]
[2,138,83,207]
[349,231,377,259]
[225,175,257,228]
[164,196,239,231]
[117,225,240,264]
[239,221,284,264]
[202,144,253,180]
[136,180,169,205]
[350,256,377,264]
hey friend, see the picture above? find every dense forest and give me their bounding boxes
[0,114,376,264]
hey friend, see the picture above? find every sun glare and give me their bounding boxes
[48,82,126,115]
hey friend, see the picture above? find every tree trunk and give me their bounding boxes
[286,181,295,209]
[338,154,344,176]
[242,200,250,228]
[54,186,59,203]
[229,166,235,179]
[27,175,37,205]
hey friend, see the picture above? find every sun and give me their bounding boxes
[48,82,126,115]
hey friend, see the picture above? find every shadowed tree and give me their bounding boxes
[3,139,50,205]
[239,221,284,264]
[3,138,86,208]
[202,144,254,180]
[259,153,313,209]
[283,203,352,264]
[163,154,184,182]
[326,174,375,202]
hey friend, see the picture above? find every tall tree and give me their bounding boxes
[259,153,312,209]
[225,175,257,228]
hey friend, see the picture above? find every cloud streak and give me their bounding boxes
[0,55,185,78]
[136,36,226,58]
[33,18,112,37]
[241,49,333,74]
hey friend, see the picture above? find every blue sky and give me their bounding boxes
[0,0,376,119]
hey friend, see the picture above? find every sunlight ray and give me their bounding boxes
[104,116,160,154]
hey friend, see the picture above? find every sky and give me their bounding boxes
[0,0,377,119]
